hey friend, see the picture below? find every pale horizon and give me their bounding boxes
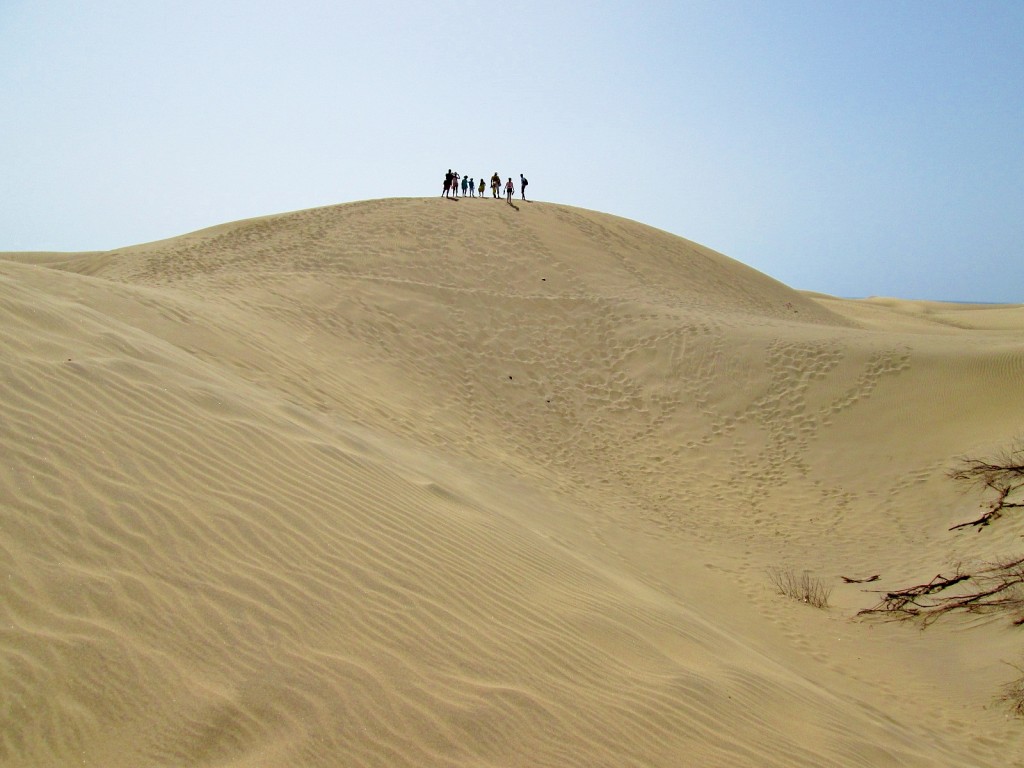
[2,1,1023,303]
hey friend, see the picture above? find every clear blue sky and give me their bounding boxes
[3,1,1022,302]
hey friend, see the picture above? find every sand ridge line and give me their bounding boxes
[3,199,1024,766]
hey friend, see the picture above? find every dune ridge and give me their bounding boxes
[2,198,1024,766]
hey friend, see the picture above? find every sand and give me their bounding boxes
[2,197,1023,767]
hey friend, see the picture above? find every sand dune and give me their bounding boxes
[2,198,1023,766]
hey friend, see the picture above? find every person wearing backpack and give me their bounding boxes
[520,174,528,200]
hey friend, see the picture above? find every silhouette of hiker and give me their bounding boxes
[443,169,453,198]
[520,174,528,200]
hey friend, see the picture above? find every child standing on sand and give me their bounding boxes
[479,178,486,197]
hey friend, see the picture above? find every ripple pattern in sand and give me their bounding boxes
[4,200,1021,767]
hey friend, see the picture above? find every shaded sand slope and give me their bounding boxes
[2,198,1024,767]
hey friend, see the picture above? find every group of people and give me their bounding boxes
[443,170,528,203]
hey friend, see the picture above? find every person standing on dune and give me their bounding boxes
[491,172,501,198]
[505,177,514,203]
[520,173,528,201]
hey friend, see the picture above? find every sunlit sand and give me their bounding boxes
[3,198,1023,766]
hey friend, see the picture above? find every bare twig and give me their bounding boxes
[949,443,1024,530]
[841,574,880,584]
[859,558,1024,626]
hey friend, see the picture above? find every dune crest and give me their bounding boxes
[2,198,1023,766]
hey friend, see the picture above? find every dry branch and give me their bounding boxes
[841,574,880,584]
[859,557,1024,626]
[949,443,1024,530]
[857,441,1024,717]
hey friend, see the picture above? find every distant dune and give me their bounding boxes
[2,197,1023,767]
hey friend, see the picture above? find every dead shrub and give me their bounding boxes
[767,567,832,609]
[1002,664,1024,718]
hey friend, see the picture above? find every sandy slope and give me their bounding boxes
[2,197,1023,767]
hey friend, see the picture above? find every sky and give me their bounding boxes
[2,0,1022,302]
